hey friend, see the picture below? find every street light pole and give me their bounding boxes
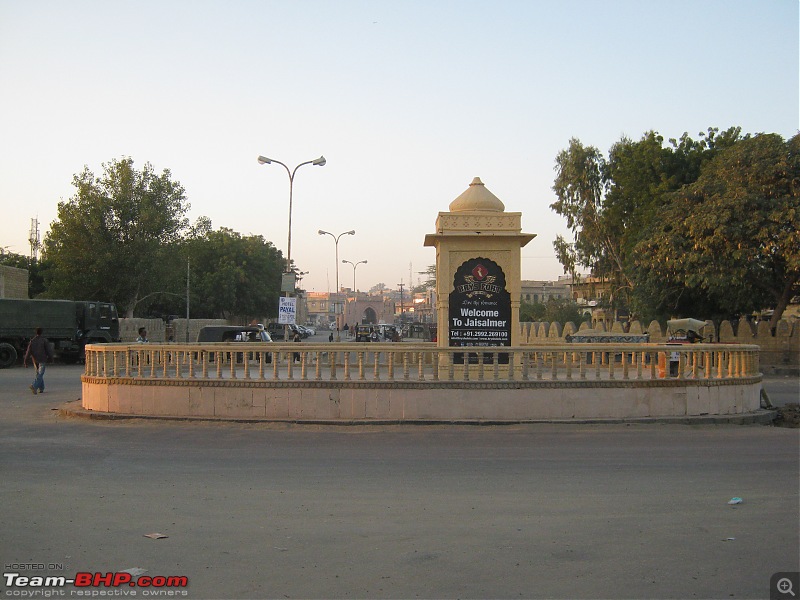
[257,154,325,340]
[319,229,355,340]
[257,155,326,274]
[186,256,190,343]
[342,259,367,293]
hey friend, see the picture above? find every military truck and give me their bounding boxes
[0,299,120,367]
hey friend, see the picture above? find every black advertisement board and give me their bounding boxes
[448,258,511,364]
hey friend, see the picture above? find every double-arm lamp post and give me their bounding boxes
[319,229,355,339]
[258,154,325,340]
[342,259,367,293]
[257,154,326,275]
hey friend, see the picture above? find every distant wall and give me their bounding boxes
[520,318,800,374]
[0,265,28,299]
[119,318,228,343]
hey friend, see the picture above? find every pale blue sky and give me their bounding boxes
[1,0,797,293]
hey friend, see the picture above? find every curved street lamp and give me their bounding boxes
[342,259,367,293]
[318,230,355,295]
[319,229,355,340]
[257,154,326,274]
[258,154,325,341]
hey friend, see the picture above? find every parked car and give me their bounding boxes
[197,326,272,343]
[196,325,273,362]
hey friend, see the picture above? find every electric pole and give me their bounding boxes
[397,281,405,323]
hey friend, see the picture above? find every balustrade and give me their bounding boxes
[84,343,761,384]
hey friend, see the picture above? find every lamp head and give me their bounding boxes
[318,230,327,236]
[312,156,326,166]
[257,155,272,165]
[347,230,356,235]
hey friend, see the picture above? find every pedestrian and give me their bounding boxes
[24,327,53,395]
[293,331,302,362]
[328,332,334,343]
[136,327,149,343]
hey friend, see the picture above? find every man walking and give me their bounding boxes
[24,327,52,395]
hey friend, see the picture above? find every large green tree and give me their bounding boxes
[185,227,284,321]
[43,158,190,316]
[635,133,800,326]
[550,127,743,319]
[519,297,584,325]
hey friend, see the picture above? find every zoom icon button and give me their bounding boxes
[772,572,800,600]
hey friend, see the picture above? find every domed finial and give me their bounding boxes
[448,177,505,212]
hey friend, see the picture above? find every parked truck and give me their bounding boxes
[0,299,120,368]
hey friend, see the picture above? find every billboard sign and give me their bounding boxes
[448,257,511,363]
[278,297,296,325]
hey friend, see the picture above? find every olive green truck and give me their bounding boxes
[0,299,120,368]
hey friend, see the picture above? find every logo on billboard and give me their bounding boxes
[456,262,501,298]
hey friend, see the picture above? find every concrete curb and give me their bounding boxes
[59,400,778,427]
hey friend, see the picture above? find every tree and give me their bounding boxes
[519,298,584,325]
[550,127,744,319]
[635,133,800,326]
[0,251,29,270]
[185,227,284,320]
[551,138,608,282]
[43,158,190,316]
[413,265,436,293]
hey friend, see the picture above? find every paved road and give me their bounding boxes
[1,365,798,599]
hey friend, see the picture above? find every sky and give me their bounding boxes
[1,0,797,294]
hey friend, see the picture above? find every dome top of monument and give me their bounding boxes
[448,177,505,213]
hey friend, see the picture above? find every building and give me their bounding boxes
[0,265,28,299]
[306,290,396,329]
[306,291,338,328]
[343,293,395,328]
[520,279,570,304]
[565,275,614,305]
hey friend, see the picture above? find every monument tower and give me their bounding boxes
[424,177,536,361]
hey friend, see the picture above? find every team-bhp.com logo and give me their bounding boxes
[4,571,188,596]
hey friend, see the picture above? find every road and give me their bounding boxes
[1,364,798,599]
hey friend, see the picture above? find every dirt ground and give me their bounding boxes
[774,403,800,427]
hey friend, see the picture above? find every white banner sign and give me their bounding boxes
[278,297,296,324]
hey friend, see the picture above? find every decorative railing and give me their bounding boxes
[84,343,761,385]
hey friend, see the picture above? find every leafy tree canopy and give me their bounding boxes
[549,126,781,321]
[635,132,799,326]
[520,297,585,325]
[185,227,284,321]
[413,265,436,293]
[42,157,189,316]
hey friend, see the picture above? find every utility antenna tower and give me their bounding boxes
[29,218,41,261]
